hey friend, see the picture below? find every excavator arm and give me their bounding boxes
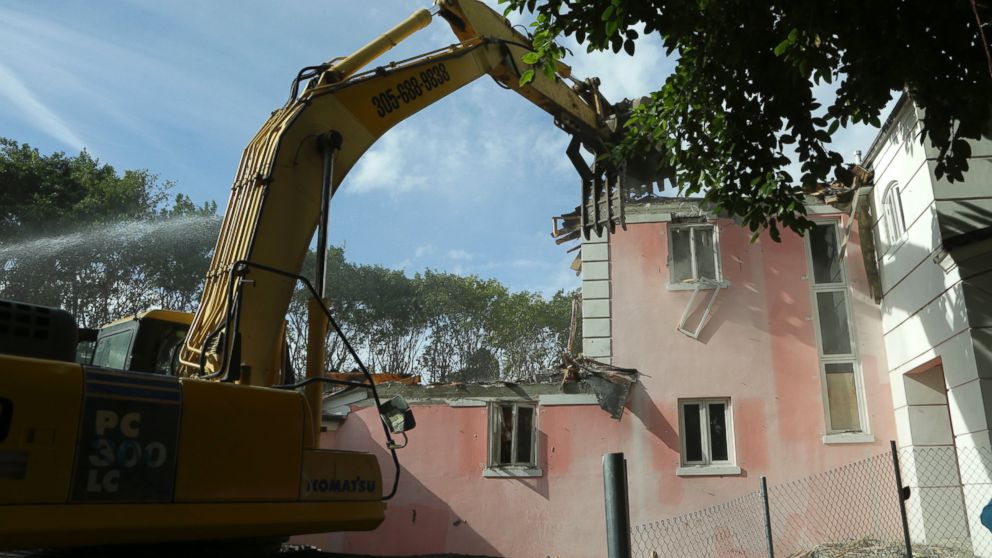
[178,0,622,385]
[0,2,637,548]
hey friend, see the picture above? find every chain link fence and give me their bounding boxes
[897,445,992,557]
[630,443,992,558]
[631,491,768,557]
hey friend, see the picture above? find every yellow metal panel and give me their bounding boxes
[174,380,304,501]
[100,308,192,329]
[0,500,384,549]
[443,0,607,140]
[324,8,433,82]
[300,449,382,501]
[0,355,82,504]
[327,46,491,138]
[138,309,194,325]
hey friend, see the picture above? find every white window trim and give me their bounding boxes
[816,360,868,434]
[485,401,541,478]
[483,466,543,478]
[676,281,724,339]
[677,465,742,477]
[805,221,870,437]
[677,398,739,476]
[666,224,729,291]
[822,433,875,445]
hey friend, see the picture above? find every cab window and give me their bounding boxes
[91,329,135,370]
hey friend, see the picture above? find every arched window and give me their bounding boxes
[881,181,906,246]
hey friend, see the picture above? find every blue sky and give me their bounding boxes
[0,1,887,296]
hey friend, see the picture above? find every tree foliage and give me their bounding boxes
[294,252,575,383]
[1,139,574,382]
[503,0,992,238]
[0,139,219,326]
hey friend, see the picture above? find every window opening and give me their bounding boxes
[679,398,734,466]
[807,222,866,434]
[815,291,852,355]
[881,182,906,247]
[489,402,537,468]
[809,223,844,284]
[669,225,721,285]
[824,362,861,432]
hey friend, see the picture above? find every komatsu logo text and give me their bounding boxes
[307,477,376,494]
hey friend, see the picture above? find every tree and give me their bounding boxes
[416,271,507,383]
[503,0,992,238]
[0,139,169,238]
[491,289,574,382]
[291,250,576,384]
[0,139,219,326]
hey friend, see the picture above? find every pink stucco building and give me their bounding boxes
[302,198,897,557]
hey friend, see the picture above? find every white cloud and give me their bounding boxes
[414,244,436,258]
[540,266,581,297]
[447,249,474,260]
[349,127,430,193]
[523,252,581,297]
[0,4,266,159]
[510,258,548,268]
[0,61,84,151]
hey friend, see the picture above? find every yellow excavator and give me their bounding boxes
[0,0,632,549]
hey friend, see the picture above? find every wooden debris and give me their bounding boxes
[788,537,973,558]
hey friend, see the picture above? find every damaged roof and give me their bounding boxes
[325,357,639,421]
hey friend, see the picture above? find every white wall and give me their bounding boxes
[869,99,992,555]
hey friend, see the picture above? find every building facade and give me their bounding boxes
[865,95,992,553]
[303,197,897,556]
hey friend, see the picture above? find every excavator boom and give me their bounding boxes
[0,0,628,549]
[178,0,619,386]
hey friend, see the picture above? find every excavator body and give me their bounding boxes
[0,0,630,549]
[0,302,383,549]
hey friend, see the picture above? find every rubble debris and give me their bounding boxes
[788,537,971,558]
[563,293,581,382]
[552,207,584,275]
[804,164,874,207]
[325,371,420,386]
[561,354,638,420]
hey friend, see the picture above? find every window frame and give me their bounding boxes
[484,401,542,478]
[881,181,906,248]
[666,223,725,290]
[677,398,740,476]
[805,220,870,439]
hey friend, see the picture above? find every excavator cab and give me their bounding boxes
[89,310,192,375]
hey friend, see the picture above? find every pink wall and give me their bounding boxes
[302,403,633,557]
[302,215,896,557]
[610,218,895,498]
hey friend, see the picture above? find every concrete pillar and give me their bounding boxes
[894,363,973,551]
[582,229,612,364]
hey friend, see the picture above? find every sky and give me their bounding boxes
[0,1,889,296]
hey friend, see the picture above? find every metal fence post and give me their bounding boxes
[760,476,775,558]
[604,452,632,558]
[890,440,913,558]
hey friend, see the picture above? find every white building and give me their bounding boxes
[865,94,992,553]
